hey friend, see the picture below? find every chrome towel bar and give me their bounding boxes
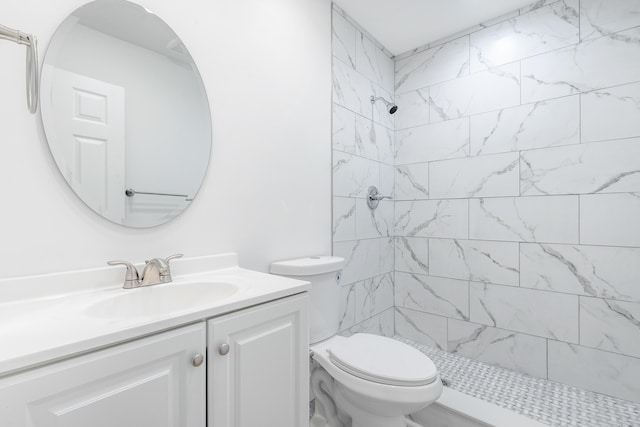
[125,188,192,201]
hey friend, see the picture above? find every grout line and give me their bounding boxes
[578,0,582,42]
[395,34,640,100]
[446,316,450,349]
[467,198,471,239]
[467,278,471,324]
[391,191,640,201]
[519,60,522,105]
[518,241,521,287]
[402,303,640,361]
[578,296,581,345]
[396,267,640,303]
[546,338,549,379]
[362,234,640,250]
[578,195,581,245]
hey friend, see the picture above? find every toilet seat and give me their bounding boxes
[328,334,438,386]
[311,334,442,407]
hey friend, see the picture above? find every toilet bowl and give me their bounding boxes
[311,334,442,427]
[271,256,443,427]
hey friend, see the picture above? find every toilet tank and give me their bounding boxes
[271,256,344,344]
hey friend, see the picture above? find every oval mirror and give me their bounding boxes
[41,0,211,227]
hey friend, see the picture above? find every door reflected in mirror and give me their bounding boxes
[41,0,211,227]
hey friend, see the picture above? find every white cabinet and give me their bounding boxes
[208,294,309,427]
[0,323,206,427]
[0,293,309,427]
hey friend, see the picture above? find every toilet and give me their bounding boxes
[271,256,442,427]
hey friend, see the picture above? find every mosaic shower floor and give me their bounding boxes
[397,337,640,427]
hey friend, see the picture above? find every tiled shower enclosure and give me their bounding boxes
[332,0,640,403]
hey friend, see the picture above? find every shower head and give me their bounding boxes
[370,95,398,115]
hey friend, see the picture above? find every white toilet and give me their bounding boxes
[271,256,442,427]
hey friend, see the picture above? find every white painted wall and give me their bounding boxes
[0,0,332,278]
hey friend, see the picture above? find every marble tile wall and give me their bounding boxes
[332,6,395,337]
[392,0,640,403]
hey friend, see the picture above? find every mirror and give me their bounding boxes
[41,0,211,228]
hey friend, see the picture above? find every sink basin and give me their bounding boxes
[86,282,239,318]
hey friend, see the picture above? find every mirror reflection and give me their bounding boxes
[41,0,211,227]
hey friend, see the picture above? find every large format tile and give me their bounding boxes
[379,163,395,200]
[447,318,548,379]
[520,138,640,196]
[521,243,640,301]
[333,59,394,128]
[395,273,469,320]
[379,237,394,275]
[470,282,579,342]
[395,163,429,201]
[394,307,448,350]
[395,37,469,94]
[338,283,356,332]
[395,118,470,165]
[581,0,640,41]
[470,0,579,72]
[580,193,640,247]
[395,89,430,130]
[348,307,395,338]
[332,9,356,68]
[429,153,519,199]
[355,273,394,323]
[333,58,371,113]
[332,103,356,154]
[332,151,379,198]
[395,237,429,275]
[395,199,468,238]
[470,196,579,243]
[429,239,519,286]
[521,27,640,103]
[470,96,580,156]
[582,82,640,143]
[580,297,640,358]
[355,199,393,239]
[430,63,521,122]
[333,238,380,284]
[519,0,557,14]
[356,33,394,93]
[355,115,394,164]
[548,341,640,402]
[333,197,356,242]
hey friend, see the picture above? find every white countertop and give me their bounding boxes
[0,253,309,377]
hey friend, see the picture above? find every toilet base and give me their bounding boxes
[334,381,415,427]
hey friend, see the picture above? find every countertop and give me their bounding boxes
[0,253,309,377]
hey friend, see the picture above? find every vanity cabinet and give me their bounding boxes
[0,293,309,427]
[0,323,206,427]
[208,294,309,427]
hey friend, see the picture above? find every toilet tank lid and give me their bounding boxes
[271,256,345,276]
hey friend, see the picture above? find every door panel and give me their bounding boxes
[42,67,125,223]
[208,295,309,427]
[0,323,205,427]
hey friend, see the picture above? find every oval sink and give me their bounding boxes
[86,282,238,318]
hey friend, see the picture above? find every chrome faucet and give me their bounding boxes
[108,254,183,289]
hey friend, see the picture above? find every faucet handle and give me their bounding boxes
[164,254,184,275]
[107,260,140,289]
[165,254,183,264]
[163,254,183,277]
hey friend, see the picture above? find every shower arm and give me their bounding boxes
[0,23,39,114]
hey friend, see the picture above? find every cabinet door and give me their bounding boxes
[208,294,309,427]
[0,323,206,427]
